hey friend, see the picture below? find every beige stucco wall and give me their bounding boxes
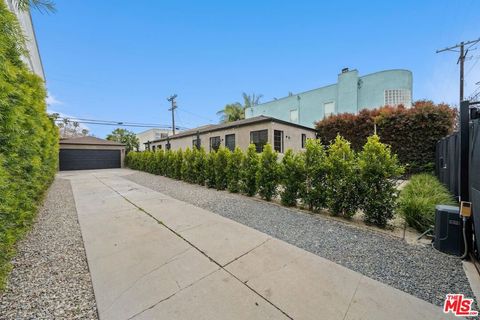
[59,144,126,167]
[150,121,316,154]
[136,129,173,151]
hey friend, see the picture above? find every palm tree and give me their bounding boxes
[216,103,244,123]
[242,93,263,109]
[16,0,56,13]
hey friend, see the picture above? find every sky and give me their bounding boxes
[32,0,480,138]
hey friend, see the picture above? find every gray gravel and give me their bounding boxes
[0,178,98,319]
[126,171,474,307]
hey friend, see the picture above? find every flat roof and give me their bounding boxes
[60,136,125,146]
[148,116,316,144]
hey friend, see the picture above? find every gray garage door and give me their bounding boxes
[59,149,121,171]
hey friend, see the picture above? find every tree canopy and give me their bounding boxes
[106,128,139,153]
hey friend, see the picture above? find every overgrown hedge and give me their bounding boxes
[316,101,456,173]
[0,3,59,290]
[126,134,403,228]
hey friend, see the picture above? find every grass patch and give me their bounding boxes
[398,173,456,233]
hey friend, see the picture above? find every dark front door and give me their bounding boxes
[59,149,121,171]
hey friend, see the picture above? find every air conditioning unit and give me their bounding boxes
[434,205,464,256]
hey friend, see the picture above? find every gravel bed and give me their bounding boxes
[126,171,474,307]
[0,178,98,319]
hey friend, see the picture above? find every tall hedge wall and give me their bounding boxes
[315,101,456,173]
[0,3,59,289]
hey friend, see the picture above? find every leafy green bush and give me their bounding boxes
[358,135,404,228]
[325,135,360,218]
[257,144,280,201]
[0,2,59,290]
[214,147,230,190]
[155,149,165,175]
[241,144,259,196]
[227,147,244,193]
[173,149,183,180]
[164,150,174,178]
[182,147,196,183]
[280,149,305,206]
[205,151,216,188]
[194,147,207,185]
[398,173,456,232]
[301,139,327,211]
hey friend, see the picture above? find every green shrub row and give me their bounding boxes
[0,3,59,290]
[127,134,404,228]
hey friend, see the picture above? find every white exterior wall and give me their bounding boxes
[150,121,316,154]
[136,129,174,151]
[5,0,44,80]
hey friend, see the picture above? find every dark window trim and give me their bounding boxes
[250,129,268,153]
[225,134,235,151]
[301,134,307,148]
[274,130,284,153]
[210,136,221,152]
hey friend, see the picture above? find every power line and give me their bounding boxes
[436,37,480,102]
[52,116,189,130]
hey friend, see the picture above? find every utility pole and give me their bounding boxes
[167,94,178,135]
[436,38,480,103]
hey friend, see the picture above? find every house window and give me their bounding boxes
[193,138,201,149]
[210,136,221,152]
[301,134,307,148]
[290,109,299,123]
[166,143,171,150]
[324,102,335,118]
[250,129,268,153]
[274,130,284,153]
[225,134,235,151]
[384,89,411,107]
[158,144,162,149]
[152,145,156,152]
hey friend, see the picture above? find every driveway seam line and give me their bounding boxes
[95,176,294,320]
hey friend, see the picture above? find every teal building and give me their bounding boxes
[245,68,413,128]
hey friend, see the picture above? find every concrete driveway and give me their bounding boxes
[60,169,453,320]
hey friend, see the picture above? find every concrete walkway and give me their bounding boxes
[61,169,454,320]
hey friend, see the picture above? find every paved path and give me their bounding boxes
[61,169,453,320]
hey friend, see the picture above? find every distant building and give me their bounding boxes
[245,68,413,128]
[4,0,45,80]
[147,116,317,154]
[136,129,175,151]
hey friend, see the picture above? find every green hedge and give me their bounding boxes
[126,135,403,229]
[0,3,59,290]
[316,101,456,173]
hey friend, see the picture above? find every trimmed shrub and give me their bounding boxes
[205,151,216,188]
[182,147,196,183]
[280,149,305,206]
[325,135,360,218]
[241,144,259,196]
[194,147,207,185]
[398,173,456,232]
[164,150,174,178]
[173,149,183,180]
[257,144,280,201]
[214,147,230,190]
[227,147,244,193]
[358,135,404,228]
[0,2,59,290]
[155,149,165,175]
[316,102,457,173]
[301,139,327,211]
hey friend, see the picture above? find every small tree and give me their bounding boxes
[205,151,217,188]
[325,135,360,218]
[358,135,404,228]
[257,144,280,201]
[280,149,305,206]
[301,138,327,211]
[182,147,196,183]
[173,149,183,180]
[241,144,259,196]
[214,147,230,190]
[106,128,139,153]
[227,147,244,193]
[194,147,207,185]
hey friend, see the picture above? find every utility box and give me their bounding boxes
[434,205,464,256]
